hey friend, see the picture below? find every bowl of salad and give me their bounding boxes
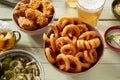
[0,49,44,80]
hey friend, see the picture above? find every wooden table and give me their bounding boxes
[0,0,120,80]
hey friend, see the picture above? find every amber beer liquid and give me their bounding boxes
[66,0,76,8]
[77,8,103,27]
[77,0,105,27]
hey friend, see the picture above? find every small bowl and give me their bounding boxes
[112,0,120,18]
[44,21,104,75]
[12,0,55,35]
[0,49,44,80]
[104,25,120,52]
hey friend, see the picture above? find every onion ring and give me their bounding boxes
[77,40,85,50]
[50,34,56,53]
[83,49,98,63]
[56,53,70,71]
[72,36,77,45]
[45,47,56,64]
[75,52,91,68]
[77,24,88,34]
[66,55,82,73]
[60,44,76,56]
[61,24,80,38]
[93,38,101,48]
[57,16,73,31]
[55,37,74,50]
[48,23,59,39]
[71,17,82,25]
[84,40,91,50]
[77,38,100,50]
[89,39,96,49]
[78,31,97,40]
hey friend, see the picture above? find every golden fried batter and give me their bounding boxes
[18,17,39,30]
[25,8,36,20]
[29,0,42,9]
[13,0,54,31]
[25,8,48,27]
[13,2,29,17]
[41,1,54,18]
[35,10,49,27]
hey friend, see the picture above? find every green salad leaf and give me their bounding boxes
[106,35,115,43]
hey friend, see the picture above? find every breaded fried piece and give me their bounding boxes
[13,2,29,17]
[29,0,42,9]
[42,1,54,18]
[25,8,48,27]
[35,10,49,27]
[25,8,36,20]
[18,17,39,30]
[42,0,50,1]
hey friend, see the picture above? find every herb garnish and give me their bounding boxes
[106,33,120,47]
[106,35,115,43]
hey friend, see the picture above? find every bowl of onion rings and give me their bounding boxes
[43,16,104,75]
[12,0,55,35]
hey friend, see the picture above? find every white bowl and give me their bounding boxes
[13,14,54,35]
[12,0,55,35]
[0,49,45,80]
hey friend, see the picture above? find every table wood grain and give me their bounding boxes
[0,0,120,80]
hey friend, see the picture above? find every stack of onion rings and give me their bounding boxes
[77,38,100,50]
[43,16,101,73]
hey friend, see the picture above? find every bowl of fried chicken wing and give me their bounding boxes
[12,0,55,35]
[43,16,104,75]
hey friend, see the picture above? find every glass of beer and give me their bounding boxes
[66,0,76,8]
[76,0,106,27]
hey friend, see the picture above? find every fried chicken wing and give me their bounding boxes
[13,2,29,17]
[18,17,39,30]
[35,10,49,27]
[29,0,42,9]
[25,8,49,27]
[25,8,36,20]
[41,1,54,18]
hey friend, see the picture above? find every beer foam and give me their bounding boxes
[77,0,105,12]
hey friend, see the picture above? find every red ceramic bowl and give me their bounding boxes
[104,25,120,52]
[44,22,104,75]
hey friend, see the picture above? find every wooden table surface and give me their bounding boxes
[0,0,120,80]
